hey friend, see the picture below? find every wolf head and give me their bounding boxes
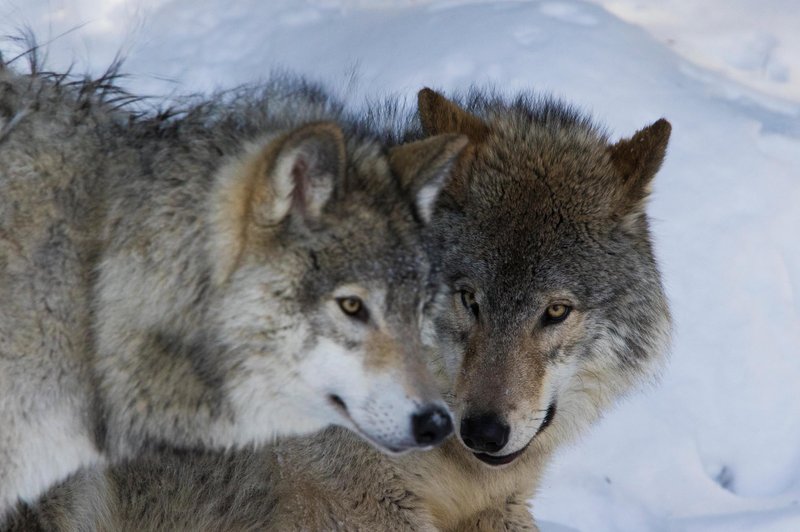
[207,121,465,453]
[417,89,671,467]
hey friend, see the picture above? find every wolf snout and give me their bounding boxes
[459,412,509,453]
[411,405,453,446]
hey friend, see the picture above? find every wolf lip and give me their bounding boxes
[536,402,557,436]
[473,444,528,466]
[327,394,411,455]
[327,394,348,412]
[472,403,557,467]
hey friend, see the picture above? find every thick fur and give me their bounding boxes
[11,88,672,531]
[0,60,467,521]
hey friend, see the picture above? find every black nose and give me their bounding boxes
[412,406,453,446]
[460,413,509,453]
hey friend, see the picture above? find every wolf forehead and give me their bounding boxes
[281,137,434,301]
[460,97,625,220]
[294,217,431,292]
[433,95,663,306]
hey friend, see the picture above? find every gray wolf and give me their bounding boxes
[0,60,463,520]
[8,87,671,531]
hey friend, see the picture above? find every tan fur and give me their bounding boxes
[388,134,469,223]
[418,88,489,143]
[208,134,278,286]
[209,123,346,285]
[364,328,404,370]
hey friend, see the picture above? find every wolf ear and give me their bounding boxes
[608,118,671,214]
[209,122,345,285]
[418,88,489,143]
[389,134,468,223]
[265,122,346,223]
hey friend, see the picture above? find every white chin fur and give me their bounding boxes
[301,338,424,451]
[228,336,433,451]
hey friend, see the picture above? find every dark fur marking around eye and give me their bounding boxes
[460,290,479,319]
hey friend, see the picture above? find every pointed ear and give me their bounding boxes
[208,122,345,285]
[417,88,489,143]
[265,122,346,223]
[608,118,671,212]
[389,134,468,223]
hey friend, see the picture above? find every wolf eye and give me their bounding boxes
[543,304,571,325]
[337,296,369,322]
[459,290,480,319]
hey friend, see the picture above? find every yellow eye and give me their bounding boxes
[337,296,368,321]
[544,304,571,324]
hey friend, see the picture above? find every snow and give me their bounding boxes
[584,0,800,104]
[2,0,798,530]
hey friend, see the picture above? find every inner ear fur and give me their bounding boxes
[267,122,346,222]
[608,118,671,214]
[209,121,346,285]
[417,88,489,143]
[389,134,468,223]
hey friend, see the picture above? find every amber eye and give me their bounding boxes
[337,297,368,322]
[459,290,480,319]
[544,303,571,325]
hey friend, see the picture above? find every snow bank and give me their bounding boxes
[585,0,800,105]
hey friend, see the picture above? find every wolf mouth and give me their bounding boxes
[473,402,557,466]
[327,394,407,454]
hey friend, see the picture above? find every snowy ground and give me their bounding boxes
[2,0,798,530]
